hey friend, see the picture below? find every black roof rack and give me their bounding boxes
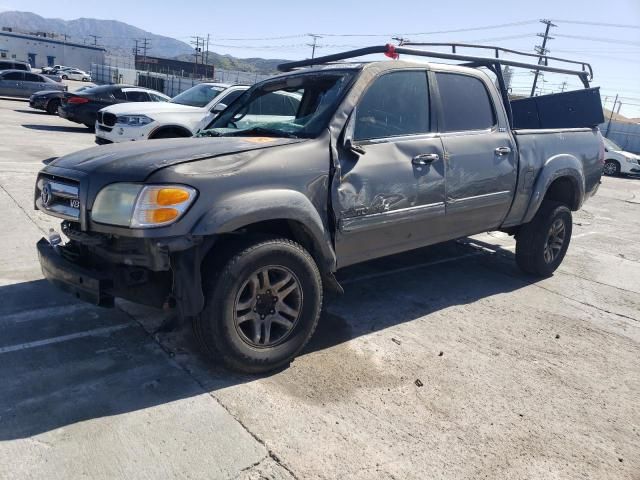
[277,44,592,86]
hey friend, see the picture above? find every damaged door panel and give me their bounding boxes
[333,70,447,267]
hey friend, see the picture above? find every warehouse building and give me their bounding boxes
[0,29,105,71]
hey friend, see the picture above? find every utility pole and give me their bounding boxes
[604,93,619,138]
[191,36,204,78]
[88,34,101,46]
[530,19,556,97]
[560,80,568,92]
[307,34,321,59]
[205,33,211,79]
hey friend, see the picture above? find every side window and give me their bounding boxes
[3,71,24,81]
[149,93,168,102]
[125,90,151,102]
[354,71,429,141]
[217,89,243,108]
[435,73,496,132]
[24,73,42,82]
[112,88,126,100]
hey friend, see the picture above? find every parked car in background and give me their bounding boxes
[41,65,71,74]
[29,86,91,115]
[60,68,92,82]
[602,137,640,176]
[59,84,170,129]
[0,60,31,71]
[0,70,66,98]
[95,83,248,143]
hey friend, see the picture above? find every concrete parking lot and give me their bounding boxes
[0,96,638,480]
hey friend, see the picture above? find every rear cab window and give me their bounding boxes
[124,90,151,102]
[435,72,496,132]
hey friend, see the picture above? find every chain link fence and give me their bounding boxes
[91,60,272,98]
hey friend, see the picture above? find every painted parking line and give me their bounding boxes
[0,303,94,325]
[0,323,133,355]
[341,251,483,286]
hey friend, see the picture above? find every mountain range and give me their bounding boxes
[0,11,289,73]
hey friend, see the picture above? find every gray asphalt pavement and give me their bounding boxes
[0,97,638,479]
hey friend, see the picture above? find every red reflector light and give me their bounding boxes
[384,44,399,60]
[68,96,89,104]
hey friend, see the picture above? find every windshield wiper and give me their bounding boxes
[223,127,300,139]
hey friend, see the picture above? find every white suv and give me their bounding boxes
[94,83,248,144]
[603,137,640,176]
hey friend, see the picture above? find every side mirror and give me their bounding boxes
[343,108,365,156]
[212,103,227,113]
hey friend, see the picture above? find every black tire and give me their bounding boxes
[515,201,572,277]
[150,129,189,139]
[194,238,323,373]
[61,75,68,80]
[603,160,620,176]
[46,98,60,115]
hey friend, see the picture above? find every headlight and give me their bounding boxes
[92,184,197,228]
[116,115,153,126]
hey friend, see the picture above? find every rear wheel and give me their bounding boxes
[603,160,620,176]
[515,201,572,277]
[194,238,323,373]
[61,75,68,80]
[46,98,60,115]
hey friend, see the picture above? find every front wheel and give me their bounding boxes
[603,160,620,176]
[194,238,323,373]
[515,201,572,277]
[61,75,68,80]
[46,98,60,115]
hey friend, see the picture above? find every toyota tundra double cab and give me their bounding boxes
[35,44,604,373]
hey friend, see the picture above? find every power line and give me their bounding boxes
[551,19,640,29]
[554,33,640,46]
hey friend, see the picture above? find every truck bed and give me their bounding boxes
[501,127,603,227]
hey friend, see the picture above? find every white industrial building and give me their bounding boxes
[0,29,105,71]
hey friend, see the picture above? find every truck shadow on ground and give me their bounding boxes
[0,241,532,440]
[21,124,90,133]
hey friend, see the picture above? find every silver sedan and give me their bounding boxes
[0,70,67,98]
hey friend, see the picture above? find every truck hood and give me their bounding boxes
[47,136,303,180]
[101,102,207,116]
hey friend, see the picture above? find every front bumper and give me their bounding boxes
[37,238,114,307]
[95,121,156,144]
[30,97,46,110]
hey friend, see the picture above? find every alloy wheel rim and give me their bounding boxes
[604,162,616,175]
[543,218,566,264]
[233,265,302,348]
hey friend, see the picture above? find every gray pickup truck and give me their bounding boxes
[35,45,604,372]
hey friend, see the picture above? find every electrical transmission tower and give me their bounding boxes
[530,19,556,96]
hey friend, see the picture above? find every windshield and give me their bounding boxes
[171,84,226,107]
[201,71,355,139]
[603,137,622,151]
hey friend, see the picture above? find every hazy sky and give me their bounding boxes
[3,0,640,115]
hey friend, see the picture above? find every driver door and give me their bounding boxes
[333,70,447,268]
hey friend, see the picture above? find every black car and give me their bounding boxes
[30,86,90,115]
[58,84,169,129]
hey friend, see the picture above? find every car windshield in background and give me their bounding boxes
[170,84,226,107]
[202,71,356,139]
[604,137,623,151]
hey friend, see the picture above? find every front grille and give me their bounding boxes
[103,113,117,127]
[35,174,81,221]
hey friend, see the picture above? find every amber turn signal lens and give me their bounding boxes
[149,208,179,223]
[156,188,191,206]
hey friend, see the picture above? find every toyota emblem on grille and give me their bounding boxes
[41,182,53,208]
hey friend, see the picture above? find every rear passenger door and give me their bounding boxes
[434,71,517,235]
[334,69,447,267]
[23,73,48,95]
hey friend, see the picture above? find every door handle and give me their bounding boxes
[495,146,512,155]
[412,153,439,165]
